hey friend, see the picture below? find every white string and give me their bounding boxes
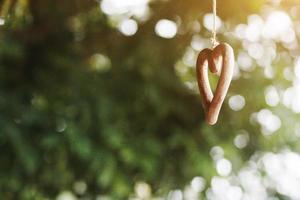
[211,0,218,48]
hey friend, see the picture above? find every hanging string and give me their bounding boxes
[211,0,218,48]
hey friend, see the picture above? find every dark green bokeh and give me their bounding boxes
[0,0,299,199]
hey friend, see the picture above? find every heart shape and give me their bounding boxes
[196,43,234,125]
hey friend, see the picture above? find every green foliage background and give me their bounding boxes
[0,0,299,199]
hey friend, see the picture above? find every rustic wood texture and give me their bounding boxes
[196,43,234,125]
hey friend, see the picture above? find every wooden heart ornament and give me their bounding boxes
[196,43,234,125]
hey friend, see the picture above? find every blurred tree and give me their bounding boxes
[2,0,298,199]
